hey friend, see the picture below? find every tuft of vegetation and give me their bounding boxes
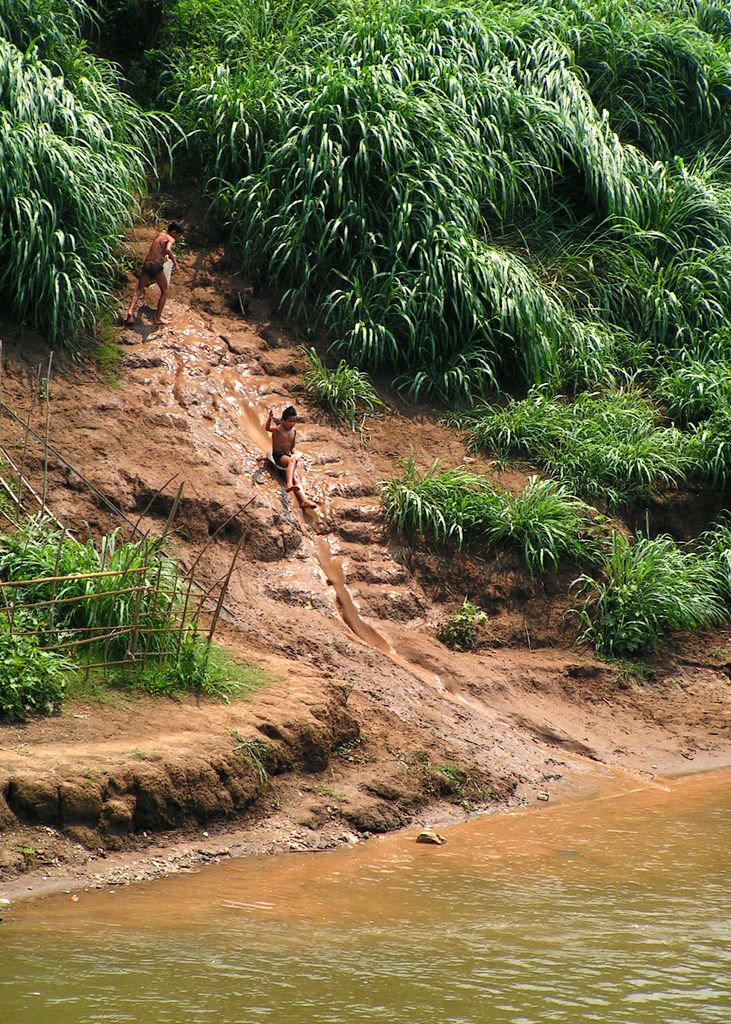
[437,600,487,651]
[302,348,385,430]
[129,633,268,701]
[574,531,727,656]
[382,460,596,572]
[0,628,68,721]
[454,388,690,507]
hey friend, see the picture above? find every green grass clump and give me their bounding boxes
[302,348,385,430]
[382,461,595,573]
[482,476,595,573]
[456,388,690,506]
[0,628,68,721]
[574,531,727,656]
[657,359,731,425]
[128,632,268,701]
[437,600,487,651]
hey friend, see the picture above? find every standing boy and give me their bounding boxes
[124,222,183,326]
[264,406,318,510]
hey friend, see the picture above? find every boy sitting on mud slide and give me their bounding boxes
[265,406,318,510]
[124,222,183,326]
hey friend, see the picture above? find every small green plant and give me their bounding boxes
[302,348,385,430]
[437,600,487,651]
[17,846,37,867]
[231,730,270,786]
[607,659,654,690]
[0,630,67,721]
[314,784,346,802]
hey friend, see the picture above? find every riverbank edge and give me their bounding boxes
[3,744,729,908]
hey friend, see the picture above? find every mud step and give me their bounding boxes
[347,561,408,586]
[351,582,426,623]
[328,501,381,524]
[326,480,379,499]
[335,522,384,545]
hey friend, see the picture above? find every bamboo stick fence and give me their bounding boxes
[0,344,249,677]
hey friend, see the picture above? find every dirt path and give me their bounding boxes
[1,221,730,893]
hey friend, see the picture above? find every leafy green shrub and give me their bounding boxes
[382,461,595,572]
[437,600,487,651]
[574,531,727,656]
[302,348,385,430]
[0,629,67,721]
[456,388,690,506]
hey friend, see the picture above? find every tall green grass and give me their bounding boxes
[0,0,155,345]
[0,517,180,659]
[163,0,731,399]
[574,531,727,656]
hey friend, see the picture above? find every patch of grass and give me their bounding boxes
[314,784,346,802]
[574,531,727,657]
[382,460,596,573]
[454,388,690,507]
[302,348,386,431]
[230,730,270,786]
[605,659,654,690]
[437,600,487,652]
[16,846,37,867]
[93,311,123,386]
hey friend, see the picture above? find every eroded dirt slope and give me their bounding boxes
[1,221,730,891]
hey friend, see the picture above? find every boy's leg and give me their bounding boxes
[125,274,149,322]
[283,456,296,491]
[153,272,169,323]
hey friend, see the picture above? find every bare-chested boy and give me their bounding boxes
[124,222,183,326]
[264,406,318,510]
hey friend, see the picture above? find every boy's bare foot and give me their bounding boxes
[123,313,134,326]
[152,317,170,326]
[287,485,318,510]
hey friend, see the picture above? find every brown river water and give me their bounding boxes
[1,767,730,1023]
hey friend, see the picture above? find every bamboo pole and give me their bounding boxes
[40,351,53,513]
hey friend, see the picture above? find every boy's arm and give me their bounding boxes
[264,409,274,432]
[164,236,179,268]
[291,428,296,452]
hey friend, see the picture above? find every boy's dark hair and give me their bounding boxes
[168,221,184,235]
[281,406,297,419]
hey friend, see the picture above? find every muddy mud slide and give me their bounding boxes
[1,223,731,895]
